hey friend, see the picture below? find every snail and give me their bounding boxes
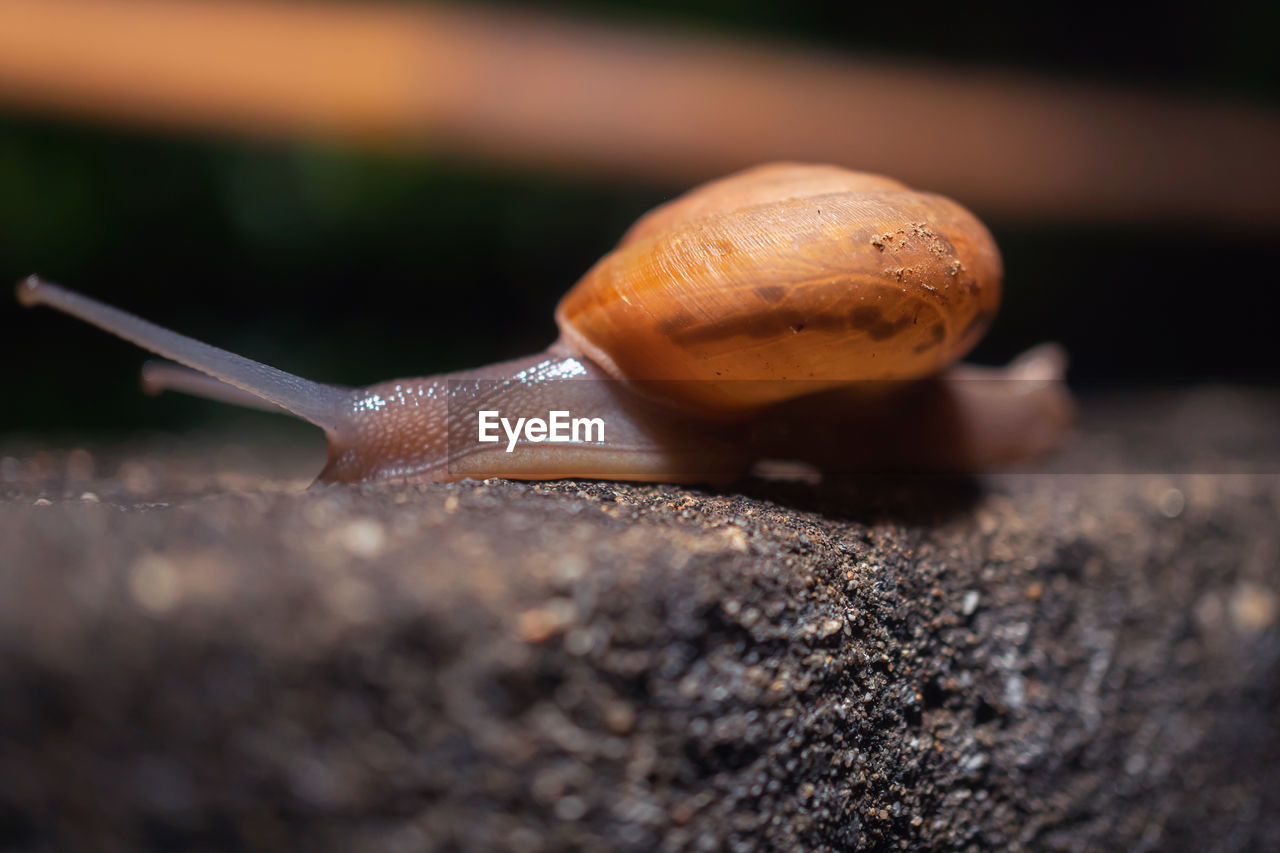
[16,163,1072,484]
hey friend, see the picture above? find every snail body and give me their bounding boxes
[17,163,1069,484]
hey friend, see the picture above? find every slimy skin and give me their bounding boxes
[315,348,749,484]
[142,343,1072,482]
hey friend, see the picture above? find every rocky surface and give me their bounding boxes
[0,390,1277,851]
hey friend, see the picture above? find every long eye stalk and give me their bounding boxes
[16,276,349,431]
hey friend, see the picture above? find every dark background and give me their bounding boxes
[1,0,1277,435]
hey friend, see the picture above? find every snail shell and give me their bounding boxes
[556,163,1002,413]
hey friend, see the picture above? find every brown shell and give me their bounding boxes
[555,163,1002,413]
[618,162,910,246]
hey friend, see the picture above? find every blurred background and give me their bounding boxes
[0,0,1277,436]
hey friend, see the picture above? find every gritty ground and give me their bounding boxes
[0,388,1277,852]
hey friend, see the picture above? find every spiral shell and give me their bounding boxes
[555,163,1002,413]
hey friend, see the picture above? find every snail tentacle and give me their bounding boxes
[16,276,351,432]
[139,360,294,414]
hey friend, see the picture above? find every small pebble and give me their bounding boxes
[1229,582,1276,633]
[518,599,576,643]
[1158,488,1185,518]
[32,498,52,507]
[129,554,181,613]
[816,617,844,639]
[519,610,557,643]
[338,518,386,558]
[555,554,587,582]
[722,527,748,552]
[602,701,636,735]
